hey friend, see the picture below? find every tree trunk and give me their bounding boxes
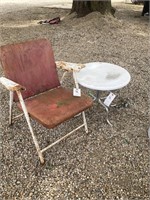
[71,0,115,17]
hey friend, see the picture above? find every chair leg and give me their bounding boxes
[9,91,13,125]
[82,111,88,133]
[16,91,44,164]
[60,71,68,84]
[9,91,14,125]
[73,71,80,89]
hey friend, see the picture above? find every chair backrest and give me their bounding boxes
[0,39,60,101]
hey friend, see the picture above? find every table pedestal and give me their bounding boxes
[89,91,114,126]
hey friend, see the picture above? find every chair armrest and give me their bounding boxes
[0,77,25,91]
[56,61,85,72]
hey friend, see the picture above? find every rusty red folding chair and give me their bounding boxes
[0,39,93,164]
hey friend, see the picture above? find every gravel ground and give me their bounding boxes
[0,2,149,200]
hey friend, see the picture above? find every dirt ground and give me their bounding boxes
[0,2,149,200]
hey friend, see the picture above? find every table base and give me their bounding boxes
[89,91,114,126]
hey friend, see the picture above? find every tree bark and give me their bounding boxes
[71,0,115,17]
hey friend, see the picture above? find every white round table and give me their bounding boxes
[76,62,131,125]
[76,62,131,91]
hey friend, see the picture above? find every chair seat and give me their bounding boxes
[17,87,93,128]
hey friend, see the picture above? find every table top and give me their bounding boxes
[76,62,131,91]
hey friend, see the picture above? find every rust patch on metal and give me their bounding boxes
[0,77,25,91]
[56,61,85,72]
